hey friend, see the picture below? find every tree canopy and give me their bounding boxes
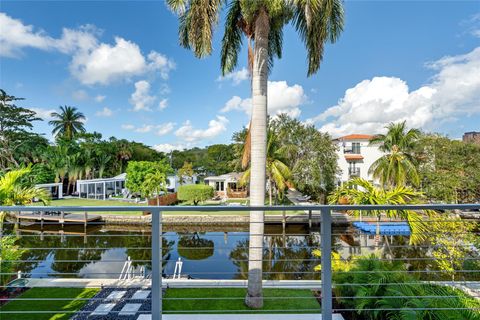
[0,89,42,170]
[125,160,173,197]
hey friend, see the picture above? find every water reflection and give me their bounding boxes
[3,222,478,282]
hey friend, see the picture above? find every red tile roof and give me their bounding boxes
[338,134,374,140]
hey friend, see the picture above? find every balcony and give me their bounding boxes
[348,167,360,177]
[0,204,479,320]
[343,146,361,154]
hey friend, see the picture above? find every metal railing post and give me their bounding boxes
[321,207,332,320]
[151,209,162,320]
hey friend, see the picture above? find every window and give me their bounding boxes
[352,142,361,154]
[215,181,224,191]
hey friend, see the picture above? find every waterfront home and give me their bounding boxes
[75,173,198,200]
[333,134,384,186]
[204,172,248,199]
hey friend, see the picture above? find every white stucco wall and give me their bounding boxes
[335,138,384,184]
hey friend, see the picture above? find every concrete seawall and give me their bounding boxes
[7,211,351,226]
[101,212,350,226]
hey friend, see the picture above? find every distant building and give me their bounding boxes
[463,131,480,145]
[204,172,248,199]
[76,173,197,200]
[333,134,384,185]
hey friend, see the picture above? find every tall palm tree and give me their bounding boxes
[241,128,293,205]
[96,152,111,179]
[49,106,86,140]
[328,178,435,245]
[167,0,344,307]
[369,121,421,188]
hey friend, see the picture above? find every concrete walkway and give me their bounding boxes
[25,278,323,289]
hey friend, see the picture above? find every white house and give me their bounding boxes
[76,173,197,200]
[35,182,63,199]
[204,172,248,199]
[333,134,384,185]
[76,173,127,200]
[166,174,198,193]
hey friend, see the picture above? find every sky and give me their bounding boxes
[0,1,479,152]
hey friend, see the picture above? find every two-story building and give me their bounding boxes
[333,134,384,185]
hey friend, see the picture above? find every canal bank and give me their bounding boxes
[6,211,351,226]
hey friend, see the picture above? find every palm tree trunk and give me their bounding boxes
[268,177,272,206]
[245,8,269,309]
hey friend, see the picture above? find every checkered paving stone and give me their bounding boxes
[72,288,156,320]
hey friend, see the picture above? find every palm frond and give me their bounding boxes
[172,0,224,58]
[220,0,243,75]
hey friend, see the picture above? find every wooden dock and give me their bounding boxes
[16,211,102,228]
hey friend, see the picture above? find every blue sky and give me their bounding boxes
[1,1,479,152]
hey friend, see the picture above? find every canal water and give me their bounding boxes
[3,222,479,281]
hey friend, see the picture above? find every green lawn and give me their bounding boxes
[163,288,320,314]
[38,198,144,215]
[39,198,305,216]
[0,287,99,320]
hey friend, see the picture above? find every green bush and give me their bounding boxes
[328,253,480,320]
[177,184,214,205]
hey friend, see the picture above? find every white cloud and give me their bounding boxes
[147,51,176,80]
[72,89,89,101]
[31,107,55,120]
[462,13,480,38]
[0,13,175,85]
[175,116,229,142]
[308,47,480,137]
[121,124,135,130]
[217,67,249,85]
[135,125,155,133]
[156,122,175,136]
[95,107,113,117]
[158,98,168,110]
[70,37,148,85]
[130,80,156,111]
[121,122,176,136]
[152,143,187,153]
[94,95,106,102]
[220,81,307,118]
[159,84,171,95]
[0,12,54,57]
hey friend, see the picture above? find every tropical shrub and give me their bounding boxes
[314,252,480,320]
[0,236,26,287]
[328,178,435,244]
[177,185,214,205]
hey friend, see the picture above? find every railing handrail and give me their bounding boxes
[2,203,479,320]
[1,203,479,212]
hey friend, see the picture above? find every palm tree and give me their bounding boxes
[66,153,82,195]
[96,152,111,178]
[0,167,51,236]
[49,106,86,140]
[328,178,435,245]
[369,121,420,187]
[241,128,293,205]
[141,170,167,206]
[167,0,344,307]
[114,139,132,174]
